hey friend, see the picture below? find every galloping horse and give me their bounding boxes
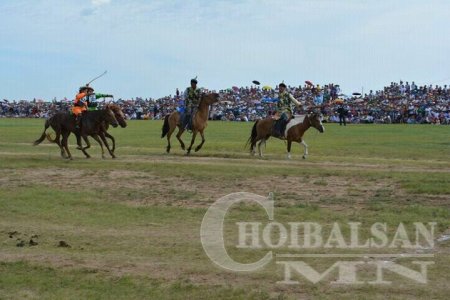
[99,104,128,153]
[33,106,119,159]
[161,93,219,154]
[247,112,324,159]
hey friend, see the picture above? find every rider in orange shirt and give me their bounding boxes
[72,85,93,128]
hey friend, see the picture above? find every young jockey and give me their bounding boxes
[273,82,302,137]
[72,85,92,128]
[182,77,201,130]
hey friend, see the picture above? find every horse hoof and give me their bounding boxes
[112,155,116,159]
[302,155,306,159]
[194,148,200,152]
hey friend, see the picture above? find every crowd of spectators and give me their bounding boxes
[1,81,449,124]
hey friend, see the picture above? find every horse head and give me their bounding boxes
[200,92,220,106]
[105,107,119,128]
[106,104,127,128]
[308,112,325,133]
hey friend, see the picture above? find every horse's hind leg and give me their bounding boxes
[287,140,292,160]
[250,137,259,156]
[301,140,309,159]
[194,130,205,152]
[54,132,67,158]
[81,135,92,158]
[166,124,177,153]
[258,138,266,158]
[176,127,186,151]
[62,133,72,160]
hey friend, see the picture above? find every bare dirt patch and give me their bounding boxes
[0,167,408,210]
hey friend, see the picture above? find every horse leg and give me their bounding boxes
[176,127,186,151]
[54,132,67,158]
[301,140,309,159]
[76,132,83,150]
[186,131,197,155]
[62,133,72,160]
[250,135,260,156]
[91,134,106,159]
[258,138,265,158]
[166,124,177,153]
[104,132,115,153]
[99,132,115,159]
[80,135,91,159]
[287,140,292,160]
[194,130,205,152]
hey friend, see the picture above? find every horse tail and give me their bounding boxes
[161,114,170,138]
[246,120,259,148]
[33,119,50,146]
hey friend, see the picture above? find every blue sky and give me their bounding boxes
[1,0,449,100]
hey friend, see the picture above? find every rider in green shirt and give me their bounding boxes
[182,77,201,130]
[274,82,302,137]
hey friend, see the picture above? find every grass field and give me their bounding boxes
[0,118,449,299]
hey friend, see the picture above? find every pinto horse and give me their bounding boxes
[247,112,324,159]
[33,106,119,159]
[161,93,219,154]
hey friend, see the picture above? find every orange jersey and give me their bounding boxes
[73,92,88,115]
[75,92,88,103]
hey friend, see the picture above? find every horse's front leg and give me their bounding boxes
[194,130,205,152]
[104,132,115,153]
[301,140,309,159]
[91,134,106,159]
[99,132,115,159]
[176,127,186,151]
[186,131,197,155]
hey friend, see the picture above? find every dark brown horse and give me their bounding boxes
[247,113,324,159]
[161,93,219,154]
[33,107,119,159]
[99,104,128,153]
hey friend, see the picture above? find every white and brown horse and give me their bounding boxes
[247,112,324,159]
[161,93,219,154]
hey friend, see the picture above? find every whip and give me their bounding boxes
[87,70,107,85]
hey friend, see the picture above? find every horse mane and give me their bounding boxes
[106,104,120,112]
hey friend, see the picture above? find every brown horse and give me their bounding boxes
[33,107,119,159]
[161,93,219,154]
[99,104,128,153]
[247,112,324,159]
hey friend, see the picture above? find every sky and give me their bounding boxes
[1,0,450,100]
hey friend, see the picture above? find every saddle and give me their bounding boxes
[181,108,197,131]
[272,115,294,139]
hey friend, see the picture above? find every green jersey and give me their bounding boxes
[184,87,201,110]
[277,91,295,113]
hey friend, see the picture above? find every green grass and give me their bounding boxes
[0,119,449,299]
